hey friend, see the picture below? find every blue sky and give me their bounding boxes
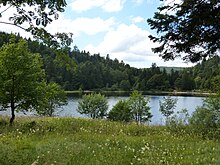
[1,0,192,68]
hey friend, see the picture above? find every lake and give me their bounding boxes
[58,95,204,125]
[0,95,204,125]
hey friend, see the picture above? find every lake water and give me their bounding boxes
[0,95,204,125]
[58,95,204,125]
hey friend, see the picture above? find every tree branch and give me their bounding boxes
[0,21,27,31]
[0,4,13,15]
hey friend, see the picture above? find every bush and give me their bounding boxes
[108,100,132,122]
[189,83,220,138]
[128,90,152,124]
[166,109,190,134]
[159,96,178,124]
[36,82,67,116]
[77,93,108,119]
[189,106,220,137]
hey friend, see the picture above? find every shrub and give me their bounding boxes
[36,82,67,116]
[166,109,190,134]
[189,106,220,137]
[189,76,220,138]
[128,90,152,124]
[108,100,132,122]
[159,96,178,124]
[77,93,108,119]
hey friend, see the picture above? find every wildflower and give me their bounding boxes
[31,160,38,165]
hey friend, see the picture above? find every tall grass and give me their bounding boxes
[0,116,219,164]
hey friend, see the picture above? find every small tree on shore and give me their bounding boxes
[36,82,67,116]
[108,100,132,122]
[77,93,108,119]
[159,96,178,123]
[189,76,220,136]
[128,90,152,124]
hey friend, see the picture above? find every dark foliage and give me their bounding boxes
[147,0,220,62]
[0,32,220,92]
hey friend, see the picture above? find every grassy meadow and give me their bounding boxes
[0,116,220,165]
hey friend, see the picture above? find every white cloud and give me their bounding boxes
[70,0,126,13]
[70,0,126,12]
[132,0,144,5]
[69,0,102,12]
[84,23,193,68]
[101,0,126,12]
[46,15,116,36]
[131,16,145,23]
[133,0,156,5]
[161,0,182,6]
[90,24,152,54]
[84,23,157,67]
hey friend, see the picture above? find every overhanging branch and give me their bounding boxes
[0,4,13,15]
[0,21,27,31]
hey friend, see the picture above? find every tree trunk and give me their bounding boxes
[10,101,15,125]
[10,76,16,125]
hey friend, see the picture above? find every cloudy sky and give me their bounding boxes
[1,0,193,68]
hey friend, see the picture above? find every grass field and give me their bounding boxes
[0,116,220,165]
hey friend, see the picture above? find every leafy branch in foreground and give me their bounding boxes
[0,0,73,48]
[147,0,220,62]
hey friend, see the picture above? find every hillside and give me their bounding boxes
[159,66,185,74]
[0,32,220,92]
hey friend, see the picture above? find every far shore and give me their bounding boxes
[65,90,212,97]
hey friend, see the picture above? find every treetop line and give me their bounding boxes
[1,0,219,61]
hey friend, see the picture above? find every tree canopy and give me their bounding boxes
[0,36,45,123]
[147,0,220,62]
[0,32,220,93]
[0,35,67,124]
[0,0,72,48]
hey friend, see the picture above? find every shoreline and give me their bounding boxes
[65,90,211,97]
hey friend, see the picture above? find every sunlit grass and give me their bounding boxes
[0,116,220,164]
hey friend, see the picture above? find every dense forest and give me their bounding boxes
[0,32,219,92]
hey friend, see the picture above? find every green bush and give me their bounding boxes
[189,106,220,138]
[189,81,220,138]
[166,109,190,134]
[128,90,152,124]
[77,93,108,119]
[159,96,178,124]
[108,100,132,122]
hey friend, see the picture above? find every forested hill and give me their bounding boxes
[0,32,219,92]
